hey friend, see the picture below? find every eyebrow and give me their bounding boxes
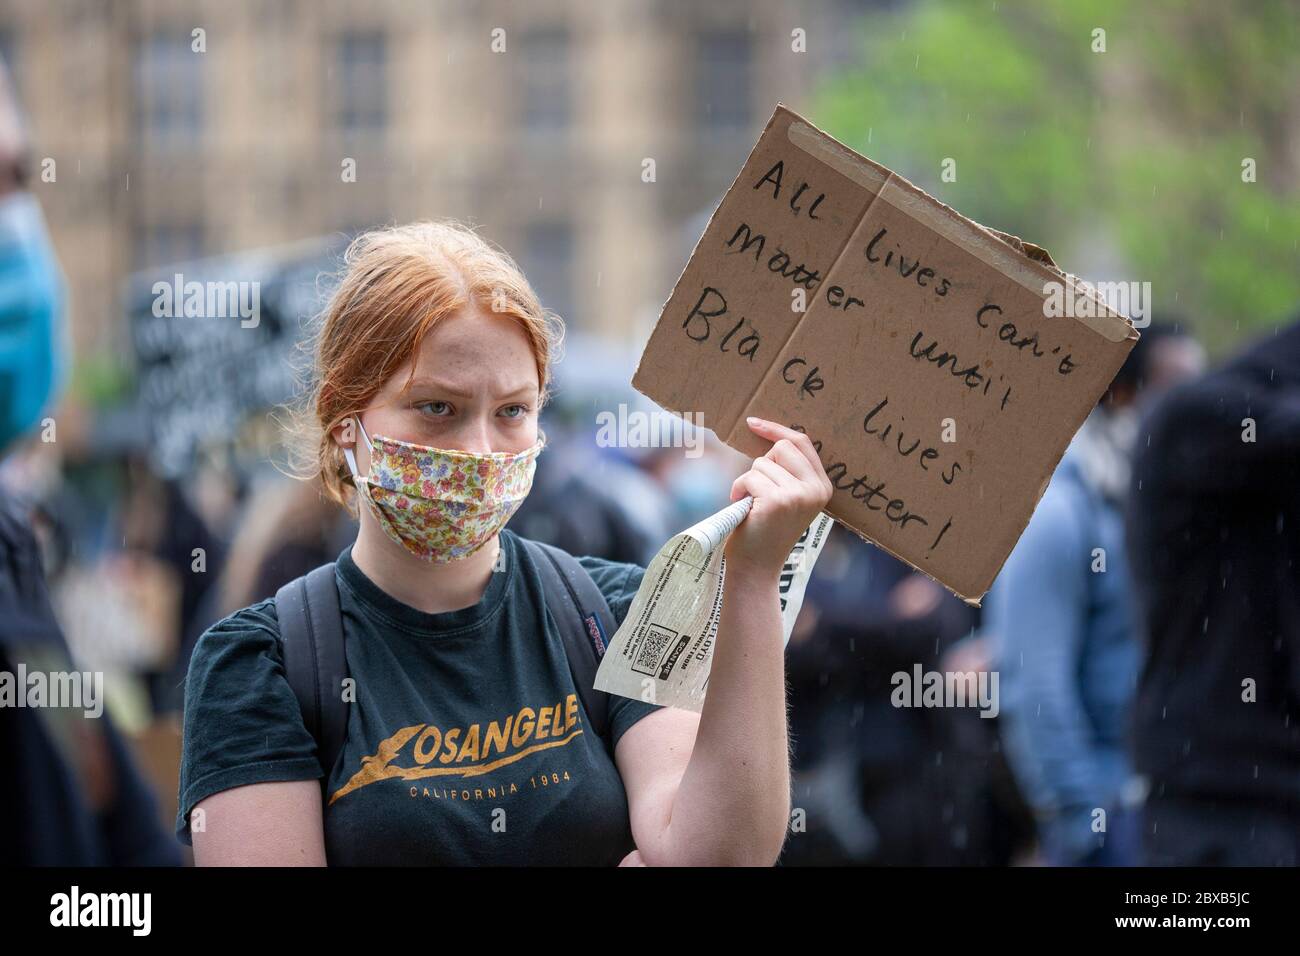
[402,377,538,400]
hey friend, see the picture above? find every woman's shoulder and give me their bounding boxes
[573,553,645,592]
[207,596,282,635]
[185,598,285,684]
[196,596,282,645]
[573,555,646,628]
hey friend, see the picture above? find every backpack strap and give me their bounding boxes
[520,537,614,750]
[275,563,348,804]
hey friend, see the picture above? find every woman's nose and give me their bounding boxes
[456,417,496,456]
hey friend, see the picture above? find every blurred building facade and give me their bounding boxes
[0,0,871,376]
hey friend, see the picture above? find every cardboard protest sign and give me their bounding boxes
[633,104,1137,603]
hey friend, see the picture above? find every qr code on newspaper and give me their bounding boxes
[632,625,678,676]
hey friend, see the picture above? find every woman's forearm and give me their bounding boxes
[644,416,830,866]
[656,562,792,866]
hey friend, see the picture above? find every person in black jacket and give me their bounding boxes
[0,57,180,865]
[1127,316,1300,866]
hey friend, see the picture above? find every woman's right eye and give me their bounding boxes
[414,400,452,417]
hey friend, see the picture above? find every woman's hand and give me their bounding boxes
[724,417,834,579]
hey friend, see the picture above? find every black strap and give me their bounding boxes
[276,563,348,804]
[519,537,614,750]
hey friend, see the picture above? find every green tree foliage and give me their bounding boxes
[814,0,1298,352]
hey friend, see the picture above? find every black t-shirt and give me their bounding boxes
[175,528,664,865]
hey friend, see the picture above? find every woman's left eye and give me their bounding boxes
[500,404,529,419]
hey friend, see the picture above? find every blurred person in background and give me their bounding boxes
[0,57,179,865]
[781,530,1014,865]
[1128,316,1300,866]
[211,472,356,620]
[510,416,670,567]
[115,454,228,715]
[985,322,1205,866]
[642,434,748,534]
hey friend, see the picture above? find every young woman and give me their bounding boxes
[176,220,833,866]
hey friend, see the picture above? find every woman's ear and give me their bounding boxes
[330,416,357,449]
[332,415,368,478]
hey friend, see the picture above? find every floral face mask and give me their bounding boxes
[343,416,545,563]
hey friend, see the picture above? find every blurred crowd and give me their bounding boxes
[3,57,1297,868]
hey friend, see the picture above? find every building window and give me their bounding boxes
[523,221,575,325]
[520,28,570,133]
[335,32,387,136]
[696,31,752,132]
[134,33,204,146]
